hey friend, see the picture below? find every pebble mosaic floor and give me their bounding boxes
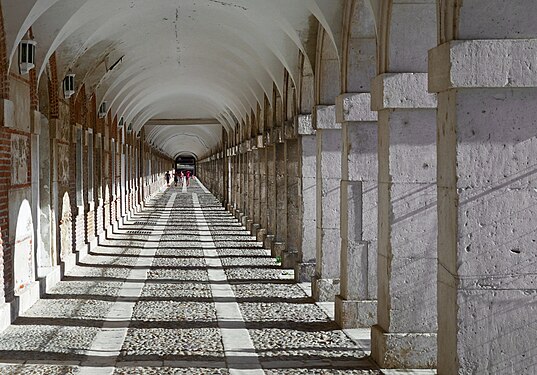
[0,180,381,374]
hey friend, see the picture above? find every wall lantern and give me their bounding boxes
[19,40,37,75]
[63,74,75,99]
[98,101,108,118]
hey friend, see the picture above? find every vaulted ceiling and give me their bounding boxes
[3,0,343,159]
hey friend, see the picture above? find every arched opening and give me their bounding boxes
[13,200,34,295]
[175,154,197,177]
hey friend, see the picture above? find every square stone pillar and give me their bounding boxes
[250,139,262,235]
[312,106,342,302]
[283,136,300,269]
[294,115,317,282]
[265,134,277,250]
[334,93,379,328]
[371,73,438,368]
[246,141,255,228]
[232,147,240,214]
[430,39,537,375]
[258,140,268,242]
[274,131,287,258]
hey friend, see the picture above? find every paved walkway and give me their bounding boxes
[0,180,381,374]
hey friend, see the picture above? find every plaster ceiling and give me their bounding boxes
[2,0,343,159]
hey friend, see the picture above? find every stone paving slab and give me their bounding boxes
[113,367,229,374]
[151,257,206,267]
[120,328,225,360]
[0,364,81,374]
[146,268,208,281]
[132,301,217,323]
[47,281,124,297]
[140,283,211,299]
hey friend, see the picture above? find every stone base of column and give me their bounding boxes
[282,249,298,269]
[233,209,241,220]
[0,302,10,333]
[312,277,340,302]
[294,262,315,282]
[371,324,436,369]
[226,203,232,212]
[240,215,249,228]
[246,218,254,232]
[264,234,275,250]
[256,228,266,243]
[334,295,377,328]
[271,241,285,258]
[250,223,260,237]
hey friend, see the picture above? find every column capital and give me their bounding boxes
[429,39,537,93]
[371,73,437,111]
[296,114,315,135]
[313,105,341,130]
[336,93,377,123]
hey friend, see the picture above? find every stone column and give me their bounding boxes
[265,134,276,250]
[312,106,342,301]
[371,73,437,368]
[257,136,268,242]
[233,145,242,219]
[250,136,262,236]
[430,39,537,375]
[283,126,300,268]
[294,115,316,282]
[273,128,287,258]
[240,142,249,226]
[247,141,255,229]
[335,93,378,328]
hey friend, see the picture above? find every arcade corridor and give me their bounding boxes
[1,0,536,373]
[0,181,382,374]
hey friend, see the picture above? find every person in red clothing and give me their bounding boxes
[185,170,191,186]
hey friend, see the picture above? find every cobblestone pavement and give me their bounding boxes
[0,180,381,374]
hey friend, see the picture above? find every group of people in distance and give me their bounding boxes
[165,170,193,187]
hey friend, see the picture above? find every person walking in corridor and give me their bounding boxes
[165,171,171,186]
[186,170,191,186]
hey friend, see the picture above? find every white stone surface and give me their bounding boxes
[336,93,377,123]
[371,73,437,111]
[296,114,315,135]
[430,39,537,92]
[313,105,341,130]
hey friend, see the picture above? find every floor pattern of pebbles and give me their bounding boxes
[0,181,381,374]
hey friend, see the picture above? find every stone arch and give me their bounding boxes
[13,200,35,295]
[59,192,72,262]
[341,0,377,93]
[298,52,314,114]
[315,25,341,105]
[376,0,436,74]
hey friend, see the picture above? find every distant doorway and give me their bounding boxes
[175,155,196,176]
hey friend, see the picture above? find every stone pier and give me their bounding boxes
[371,73,438,368]
[312,105,342,302]
[335,93,378,328]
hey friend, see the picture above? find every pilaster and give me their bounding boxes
[311,105,342,301]
[294,115,316,282]
[371,72,438,368]
[334,93,378,328]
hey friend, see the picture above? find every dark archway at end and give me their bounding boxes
[175,154,197,176]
